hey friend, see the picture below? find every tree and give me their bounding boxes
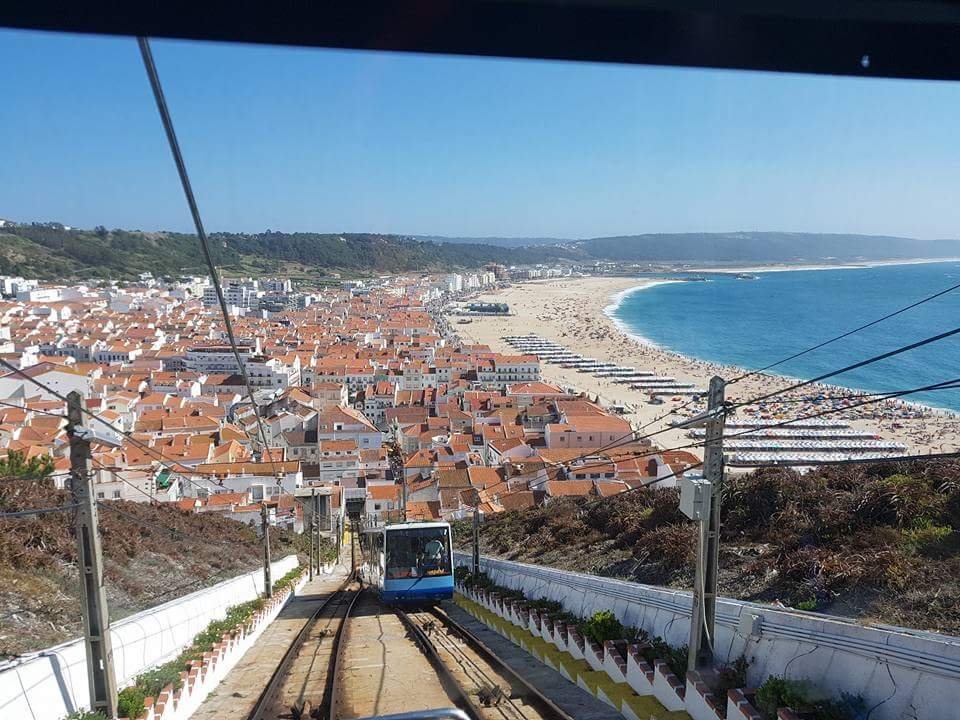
[0,450,55,479]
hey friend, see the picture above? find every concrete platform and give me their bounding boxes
[441,601,624,720]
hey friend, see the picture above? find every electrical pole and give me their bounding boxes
[336,514,341,558]
[313,490,321,575]
[308,493,315,581]
[472,508,480,576]
[261,503,272,598]
[350,522,356,575]
[688,376,726,671]
[67,391,118,719]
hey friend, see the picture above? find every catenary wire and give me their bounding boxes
[0,503,80,519]
[728,324,960,410]
[95,497,260,549]
[0,356,301,519]
[540,377,960,477]
[506,315,960,469]
[400,375,958,483]
[0,399,66,417]
[136,36,279,481]
[0,357,315,521]
[728,276,960,385]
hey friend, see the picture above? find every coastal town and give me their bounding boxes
[0,268,697,535]
[5,12,960,719]
[2,266,955,537]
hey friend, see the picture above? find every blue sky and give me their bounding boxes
[2,28,959,239]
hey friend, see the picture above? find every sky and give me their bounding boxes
[2,28,960,239]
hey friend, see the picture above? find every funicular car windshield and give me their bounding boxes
[385,526,451,579]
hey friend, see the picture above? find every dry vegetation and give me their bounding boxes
[0,475,319,658]
[454,460,960,634]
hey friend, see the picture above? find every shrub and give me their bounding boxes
[551,611,581,626]
[272,567,305,594]
[466,570,495,590]
[526,597,564,614]
[631,524,696,583]
[636,636,687,679]
[663,644,689,682]
[578,610,625,645]
[901,523,954,556]
[624,625,649,644]
[136,663,184,697]
[754,676,863,720]
[755,676,811,718]
[117,686,147,719]
[813,693,867,720]
[122,594,273,717]
[638,637,673,666]
[454,565,471,585]
[712,655,750,705]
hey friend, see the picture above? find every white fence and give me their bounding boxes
[0,555,299,720]
[455,552,960,720]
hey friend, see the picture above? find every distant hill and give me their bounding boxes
[2,223,957,280]
[567,231,960,263]
[419,231,960,262]
[0,223,571,280]
[416,235,571,248]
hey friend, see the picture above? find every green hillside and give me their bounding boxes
[0,223,568,280]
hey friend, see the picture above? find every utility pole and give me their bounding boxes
[401,477,407,521]
[308,493,315,581]
[261,503,272,598]
[472,508,481,576]
[336,514,341,558]
[688,376,726,671]
[313,490,321,575]
[67,391,118,719]
[350,522,356,575]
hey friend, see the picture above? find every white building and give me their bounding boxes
[186,461,303,500]
[445,274,463,293]
[0,362,93,401]
[202,279,259,310]
[0,276,38,297]
[185,344,257,374]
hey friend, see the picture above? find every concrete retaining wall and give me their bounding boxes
[456,552,960,720]
[0,555,299,720]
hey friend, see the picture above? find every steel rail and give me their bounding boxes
[246,578,355,720]
[327,585,364,720]
[427,605,573,720]
[394,607,485,720]
[406,610,530,720]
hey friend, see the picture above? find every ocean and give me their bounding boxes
[608,261,960,412]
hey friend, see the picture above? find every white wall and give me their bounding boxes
[455,552,960,720]
[0,555,298,720]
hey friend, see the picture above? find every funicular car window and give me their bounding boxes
[386,527,451,579]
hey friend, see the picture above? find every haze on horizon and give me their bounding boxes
[2,29,959,241]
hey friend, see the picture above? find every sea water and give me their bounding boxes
[609,262,960,412]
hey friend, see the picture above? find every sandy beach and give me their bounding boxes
[449,276,960,462]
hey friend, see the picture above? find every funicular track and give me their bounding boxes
[246,579,360,720]
[249,576,574,720]
[328,588,469,719]
[396,605,572,720]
